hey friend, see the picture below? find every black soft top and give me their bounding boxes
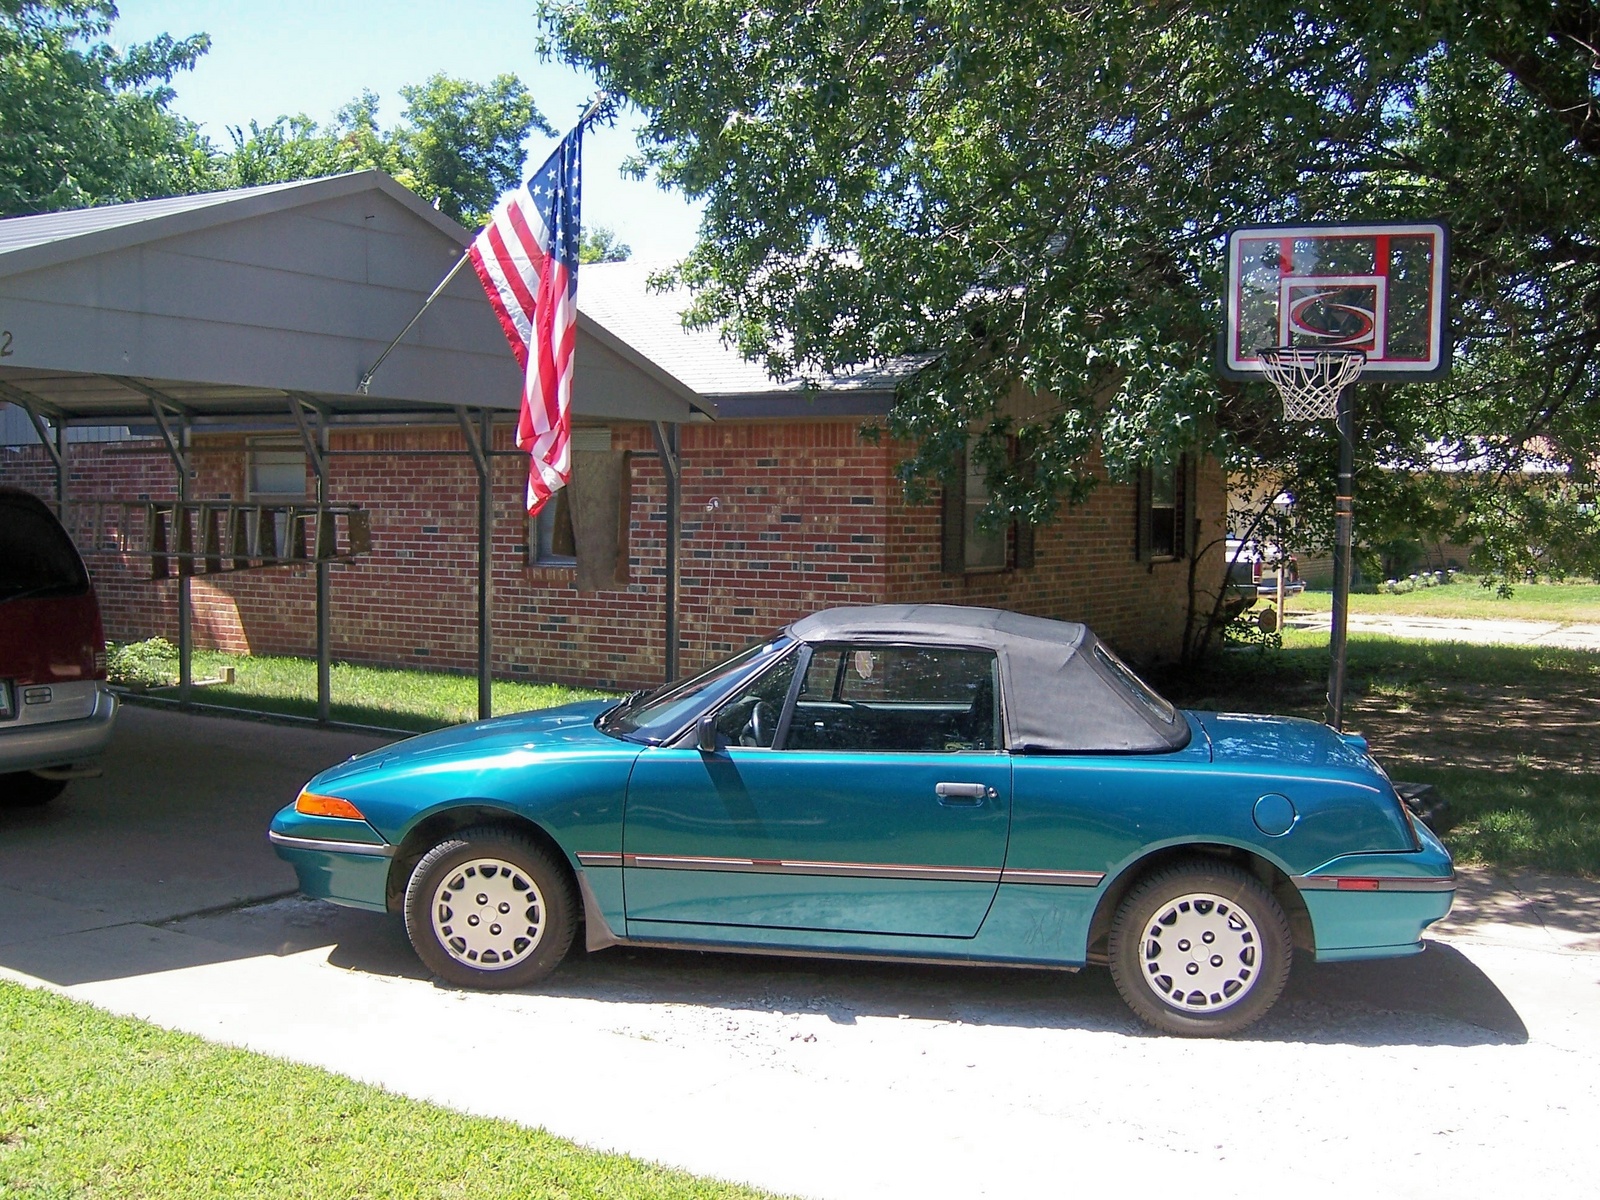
[788,604,1190,754]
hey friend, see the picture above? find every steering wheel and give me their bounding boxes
[741,700,776,748]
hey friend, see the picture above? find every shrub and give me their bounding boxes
[106,638,178,688]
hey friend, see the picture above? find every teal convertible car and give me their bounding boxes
[271,605,1454,1036]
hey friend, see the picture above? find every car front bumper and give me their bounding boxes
[0,683,117,774]
[269,803,395,913]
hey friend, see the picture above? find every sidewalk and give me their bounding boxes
[1287,611,1600,651]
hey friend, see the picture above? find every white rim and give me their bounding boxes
[1138,891,1262,1013]
[430,857,546,971]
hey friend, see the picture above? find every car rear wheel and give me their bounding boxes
[1107,861,1292,1037]
[403,827,577,990]
[0,771,69,808]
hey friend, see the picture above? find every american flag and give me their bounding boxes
[468,126,586,515]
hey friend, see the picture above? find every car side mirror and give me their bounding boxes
[696,713,718,754]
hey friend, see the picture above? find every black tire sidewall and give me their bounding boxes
[403,829,577,990]
[0,772,68,807]
[1108,861,1293,1037]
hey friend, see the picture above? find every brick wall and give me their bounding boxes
[1,421,1223,687]
[887,452,1228,662]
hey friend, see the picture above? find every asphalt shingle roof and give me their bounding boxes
[578,261,908,399]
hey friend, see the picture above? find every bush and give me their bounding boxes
[106,638,179,688]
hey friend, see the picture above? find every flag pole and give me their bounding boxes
[357,252,472,394]
[356,93,610,395]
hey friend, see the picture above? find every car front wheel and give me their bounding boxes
[403,827,577,989]
[1107,861,1293,1037]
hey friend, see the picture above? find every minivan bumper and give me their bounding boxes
[0,684,118,773]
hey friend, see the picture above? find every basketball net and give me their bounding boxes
[1256,347,1366,421]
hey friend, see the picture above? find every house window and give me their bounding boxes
[525,429,633,590]
[248,445,307,499]
[531,489,576,565]
[941,441,1035,574]
[1138,455,1192,562]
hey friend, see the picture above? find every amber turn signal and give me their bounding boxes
[295,791,367,820]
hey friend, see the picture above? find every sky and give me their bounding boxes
[110,0,703,261]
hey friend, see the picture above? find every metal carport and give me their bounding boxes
[0,171,707,719]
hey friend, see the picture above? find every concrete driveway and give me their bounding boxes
[1288,610,1600,651]
[3,705,1597,1199]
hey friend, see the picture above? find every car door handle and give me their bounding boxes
[935,782,995,805]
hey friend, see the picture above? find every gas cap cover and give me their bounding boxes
[1253,793,1297,837]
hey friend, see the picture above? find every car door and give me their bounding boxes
[623,642,1011,939]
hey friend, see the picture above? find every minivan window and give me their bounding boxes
[0,497,89,602]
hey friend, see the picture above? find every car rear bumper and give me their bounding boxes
[0,684,117,773]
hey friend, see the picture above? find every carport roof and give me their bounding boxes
[0,172,707,426]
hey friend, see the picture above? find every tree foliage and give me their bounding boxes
[541,0,1600,586]
[578,225,632,262]
[0,0,212,215]
[220,75,550,226]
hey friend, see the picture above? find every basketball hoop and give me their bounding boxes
[1256,347,1367,421]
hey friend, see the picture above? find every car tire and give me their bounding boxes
[0,772,69,808]
[1107,860,1292,1037]
[403,826,577,990]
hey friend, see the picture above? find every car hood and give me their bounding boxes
[1192,711,1377,771]
[318,699,620,782]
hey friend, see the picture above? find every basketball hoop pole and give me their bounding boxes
[1326,383,1357,730]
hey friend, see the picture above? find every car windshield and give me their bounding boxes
[598,636,794,745]
[0,496,89,603]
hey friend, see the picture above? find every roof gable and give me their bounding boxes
[0,173,470,281]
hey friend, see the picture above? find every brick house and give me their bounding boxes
[0,180,1225,694]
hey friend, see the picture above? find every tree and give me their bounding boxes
[220,74,550,227]
[0,0,213,215]
[579,225,632,263]
[540,0,1600,598]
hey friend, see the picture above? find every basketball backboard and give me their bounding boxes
[1220,221,1449,381]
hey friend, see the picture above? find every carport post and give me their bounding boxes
[144,396,193,703]
[457,407,494,721]
[0,385,67,521]
[651,421,681,683]
[289,395,332,723]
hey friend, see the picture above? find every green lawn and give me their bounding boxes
[1160,631,1600,878]
[1289,576,1600,622]
[112,642,613,732]
[0,981,775,1200]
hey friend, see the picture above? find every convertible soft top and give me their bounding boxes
[788,605,1191,754]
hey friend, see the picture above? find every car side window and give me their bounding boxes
[713,649,800,748]
[788,645,998,753]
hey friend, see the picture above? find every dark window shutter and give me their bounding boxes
[941,459,966,574]
[1179,453,1197,558]
[1135,466,1153,562]
[1010,436,1035,570]
[1014,516,1035,569]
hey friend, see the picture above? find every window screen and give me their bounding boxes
[249,447,307,498]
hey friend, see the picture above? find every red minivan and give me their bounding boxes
[0,487,118,807]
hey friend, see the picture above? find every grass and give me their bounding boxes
[117,645,614,733]
[0,981,773,1200]
[1158,631,1600,878]
[1288,575,1600,622]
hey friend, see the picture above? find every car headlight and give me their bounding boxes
[294,790,368,820]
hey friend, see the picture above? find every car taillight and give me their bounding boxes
[1252,561,1262,583]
